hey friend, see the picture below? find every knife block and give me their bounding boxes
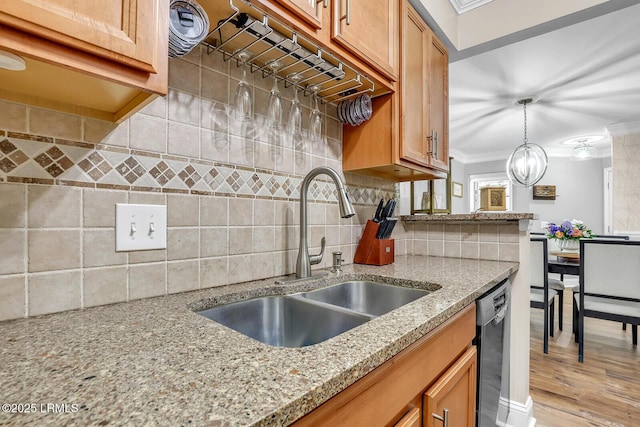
[354,220,395,266]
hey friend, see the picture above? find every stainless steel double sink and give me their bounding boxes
[196,281,435,348]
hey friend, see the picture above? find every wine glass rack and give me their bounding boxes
[200,0,375,104]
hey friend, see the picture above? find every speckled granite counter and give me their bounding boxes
[401,212,536,222]
[0,255,517,426]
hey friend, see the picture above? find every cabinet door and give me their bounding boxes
[395,407,421,427]
[332,0,398,81]
[273,0,324,29]
[427,33,449,172]
[399,3,429,167]
[0,0,160,73]
[423,347,477,427]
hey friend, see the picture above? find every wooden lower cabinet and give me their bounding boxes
[394,408,421,427]
[424,347,477,427]
[292,304,476,427]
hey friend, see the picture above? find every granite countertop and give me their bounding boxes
[0,255,518,426]
[400,212,536,222]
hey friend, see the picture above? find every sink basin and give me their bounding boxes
[195,280,434,348]
[197,296,370,348]
[298,281,430,316]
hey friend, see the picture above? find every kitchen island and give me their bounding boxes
[0,255,517,426]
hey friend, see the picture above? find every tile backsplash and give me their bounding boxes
[0,46,520,322]
[0,46,394,321]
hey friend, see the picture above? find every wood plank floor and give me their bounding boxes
[530,286,640,427]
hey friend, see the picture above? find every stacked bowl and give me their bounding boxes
[337,94,373,126]
[169,0,209,58]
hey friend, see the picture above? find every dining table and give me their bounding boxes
[547,251,580,280]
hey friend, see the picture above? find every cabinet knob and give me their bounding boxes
[346,0,351,25]
[432,408,449,427]
[323,0,328,8]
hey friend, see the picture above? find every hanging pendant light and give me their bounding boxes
[506,98,548,186]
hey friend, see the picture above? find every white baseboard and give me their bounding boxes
[496,395,535,427]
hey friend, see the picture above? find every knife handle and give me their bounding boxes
[376,220,387,239]
[373,199,384,222]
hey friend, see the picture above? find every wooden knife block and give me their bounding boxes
[354,220,395,266]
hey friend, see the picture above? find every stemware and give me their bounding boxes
[266,60,283,129]
[287,73,303,136]
[234,51,253,122]
[308,85,323,141]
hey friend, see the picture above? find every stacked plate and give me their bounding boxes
[169,0,210,58]
[337,94,373,126]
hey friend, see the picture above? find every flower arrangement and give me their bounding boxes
[545,219,594,241]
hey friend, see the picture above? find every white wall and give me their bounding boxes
[529,156,607,235]
[456,157,609,234]
[450,158,466,213]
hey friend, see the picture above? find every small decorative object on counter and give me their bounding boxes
[545,219,594,251]
[354,199,396,265]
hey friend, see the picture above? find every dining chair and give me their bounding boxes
[593,235,630,331]
[547,275,575,332]
[530,237,558,354]
[532,232,575,330]
[575,239,640,363]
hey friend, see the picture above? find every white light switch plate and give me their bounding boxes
[115,204,167,251]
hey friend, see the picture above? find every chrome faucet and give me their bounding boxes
[296,167,355,278]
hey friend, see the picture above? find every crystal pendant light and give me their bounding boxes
[506,98,548,186]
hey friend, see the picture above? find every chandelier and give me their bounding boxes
[506,98,548,186]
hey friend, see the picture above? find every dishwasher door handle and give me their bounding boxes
[493,304,507,325]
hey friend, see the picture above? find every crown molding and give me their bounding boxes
[606,120,640,136]
[447,0,496,15]
[454,146,611,164]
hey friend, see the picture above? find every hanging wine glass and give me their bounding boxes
[308,85,323,141]
[266,60,283,129]
[287,73,303,136]
[234,51,253,122]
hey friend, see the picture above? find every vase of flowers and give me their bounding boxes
[545,219,594,251]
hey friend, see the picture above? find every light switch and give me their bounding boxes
[115,204,167,251]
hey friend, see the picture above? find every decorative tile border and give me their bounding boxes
[0,131,394,204]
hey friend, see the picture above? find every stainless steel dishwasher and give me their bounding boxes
[475,279,511,427]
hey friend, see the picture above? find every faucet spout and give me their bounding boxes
[296,167,355,278]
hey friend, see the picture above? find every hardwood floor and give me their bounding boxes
[530,285,640,427]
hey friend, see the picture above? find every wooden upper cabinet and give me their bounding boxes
[399,1,449,173]
[273,0,324,29]
[423,347,477,427]
[0,0,167,122]
[399,3,429,167]
[332,0,399,81]
[342,0,448,181]
[427,34,449,172]
[0,0,160,73]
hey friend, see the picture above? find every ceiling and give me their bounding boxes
[415,0,640,163]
